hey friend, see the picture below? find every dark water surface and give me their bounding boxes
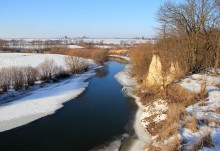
[0,61,136,151]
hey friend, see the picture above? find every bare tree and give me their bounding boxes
[157,0,220,72]
[65,56,89,74]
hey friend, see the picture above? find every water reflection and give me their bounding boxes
[95,64,109,79]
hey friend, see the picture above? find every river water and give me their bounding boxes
[0,61,137,151]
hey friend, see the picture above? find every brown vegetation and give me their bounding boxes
[130,43,154,83]
[67,49,109,64]
[216,107,220,114]
[108,49,130,56]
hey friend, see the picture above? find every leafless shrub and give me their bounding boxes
[0,68,11,92]
[37,59,58,81]
[23,66,38,86]
[53,65,70,80]
[10,67,25,90]
[65,56,89,74]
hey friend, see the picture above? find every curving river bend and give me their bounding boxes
[0,61,137,151]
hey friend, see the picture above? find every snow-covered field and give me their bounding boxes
[0,53,93,69]
[0,53,96,132]
[0,53,67,69]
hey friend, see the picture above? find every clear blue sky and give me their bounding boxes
[0,0,167,38]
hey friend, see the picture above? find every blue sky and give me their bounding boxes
[0,0,166,38]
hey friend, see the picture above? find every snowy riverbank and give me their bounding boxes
[0,69,96,132]
[0,53,97,132]
[115,65,151,151]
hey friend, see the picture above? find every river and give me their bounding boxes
[0,61,137,151]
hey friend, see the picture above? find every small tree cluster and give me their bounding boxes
[0,66,37,92]
[65,56,89,74]
[37,58,67,81]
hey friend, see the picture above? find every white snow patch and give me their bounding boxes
[0,53,66,69]
[94,45,113,49]
[67,45,84,49]
[115,65,151,151]
[140,99,168,127]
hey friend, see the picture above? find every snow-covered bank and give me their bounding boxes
[179,71,220,150]
[0,70,95,132]
[115,65,151,151]
[0,53,93,69]
[0,52,96,132]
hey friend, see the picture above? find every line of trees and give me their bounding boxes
[0,66,37,92]
[0,57,90,94]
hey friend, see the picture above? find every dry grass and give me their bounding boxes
[161,137,182,151]
[166,84,197,107]
[147,144,162,151]
[130,43,154,82]
[135,85,162,104]
[215,83,220,89]
[66,48,109,64]
[108,49,130,56]
[184,115,199,132]
[197,81,208,101]
[147,134,181,151]
[215,107,220,114]
[157,124,179,141]
[203,118,220,127]
[189,130,214,151]
[198,101,207,106]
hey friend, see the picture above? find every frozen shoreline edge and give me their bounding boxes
[114,64,151,151]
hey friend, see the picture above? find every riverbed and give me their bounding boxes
[0,61,138,151]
